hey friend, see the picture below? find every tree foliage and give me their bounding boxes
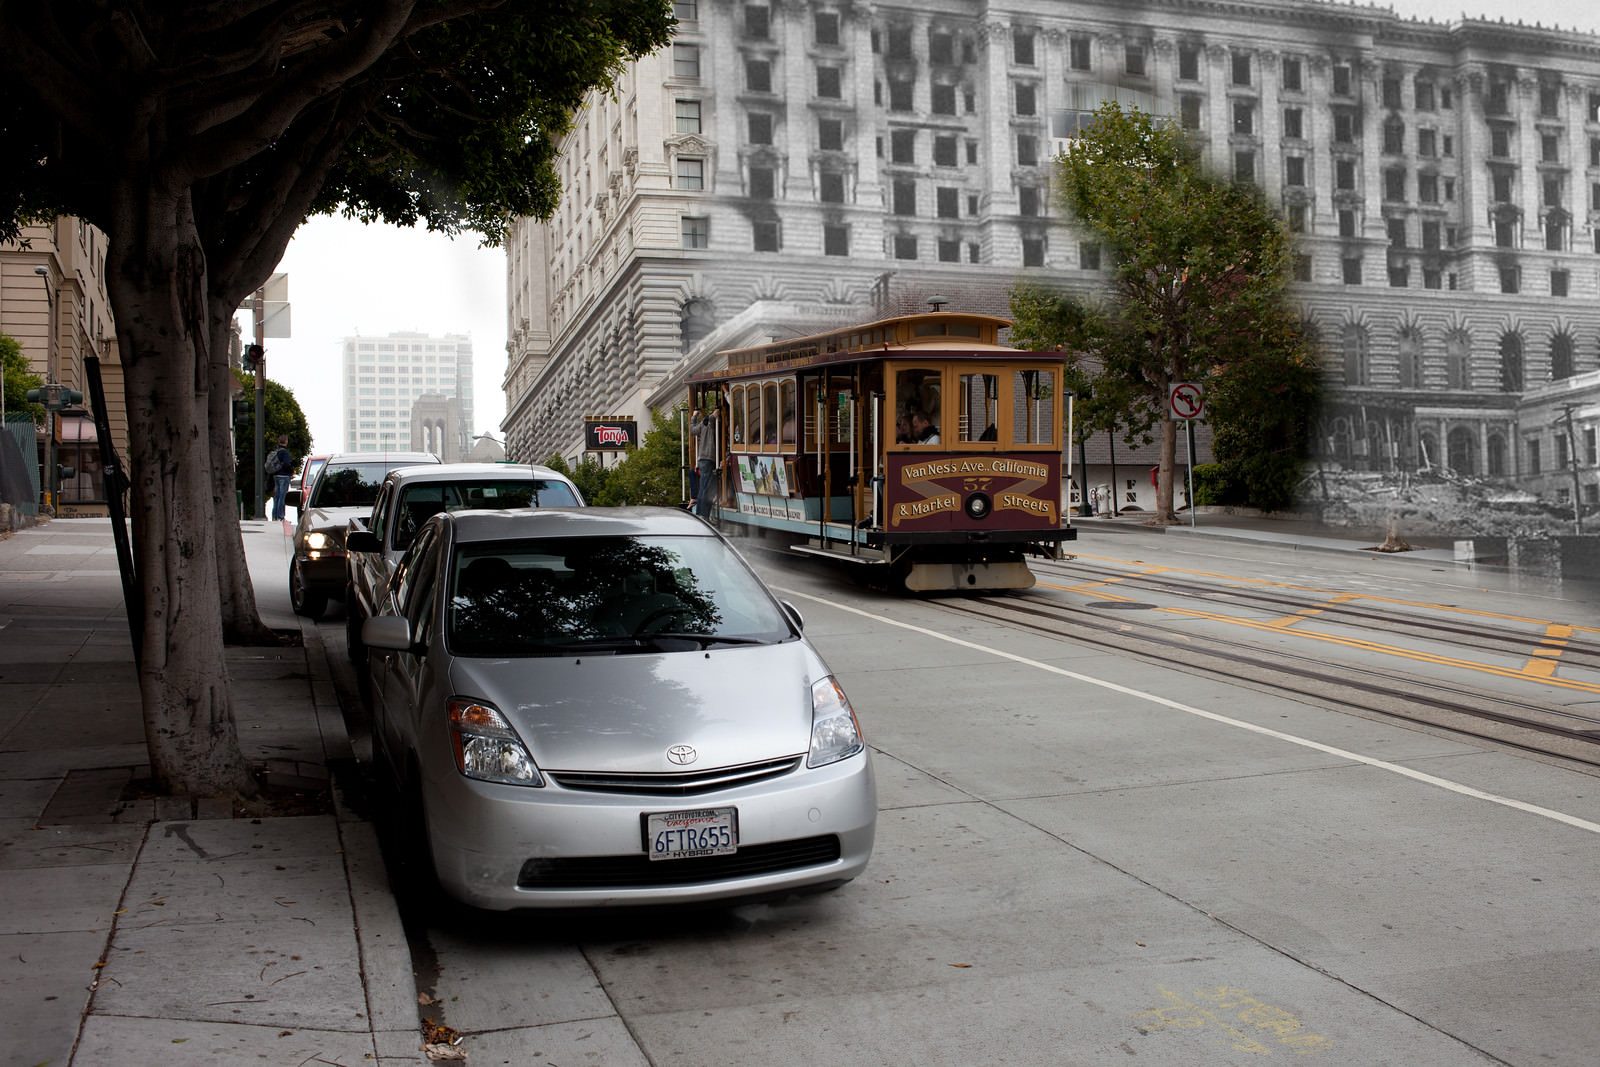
[231,372,312,485]
[0,1,675,795]
[542,410,689,508]
[1,333,46,424]
[1009,103,1319,520]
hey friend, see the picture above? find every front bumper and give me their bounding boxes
[294,547,348,596]
[420,750,877,910]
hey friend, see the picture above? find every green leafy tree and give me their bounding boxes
[0,2,675,796]
[1,333,46,425]
[1010,103,1317,522]
[231,372,311,501]
[593,410,686,507]
[543,452,614,506]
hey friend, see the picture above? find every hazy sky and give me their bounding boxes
[246,0,1600,457]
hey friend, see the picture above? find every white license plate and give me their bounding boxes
[645,807,738,861]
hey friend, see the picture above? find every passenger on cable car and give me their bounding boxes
[910,409,940,444]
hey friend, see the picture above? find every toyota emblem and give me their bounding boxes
[666,744,698,765]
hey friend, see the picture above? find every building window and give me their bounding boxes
[1527,439,1541,475]
[968,242,982,263]
[673,44,700,80]
[1422,220,1440,249]
[817,66,842,99]
[746,63,775,98]
[931,82,955,114]
[748,166,774,199]
[1540,83,1560,117]
[1293,254,1312,281]
[894,234,918,259]
[1339,209,1356,237]
[744,3,769,39]
[1592,137,1600,167]
[1080,242,1100,270]
[966,140,978,165]
[892,179,916,215]
[891,128,915,164]
[814,10,839,45]
[1493,172,1512,203]
[1382,77,1402,109]
[682,216,709,249]
[1546,215,1564,250]
[1418,173,1438,202]
[1018,185,1039,216]
[929,32,953,65]
[888,78,912,111]
[1232,52,1251,86]
[675,99,702,134]
[938,239,961,263]
[1495,218,1514,247]
[1234,151,1254,183]
[1014,30,1035,66]
[676,157,704,190]
[1387,217,1407,247]
[1487,79,1509,115]
[1023,237,1045,267]
[1332,64,1352,96]
[1552,270,1570,297]
[1342,257,1362,285]
[1017,135,1038,166]
[967,193,978,215]
[1499,267,1519,294]
[673,1,698,21]
[1180,95,1201,129]
[1384,167,1406,201]
[1491,128,1510,157]
[1542,133,1559,163]
[1418,129,1436,157]
[1284,108,1303,139]
[1384,120,1404,154]
[933,135,957,167]
[1423,269,1441,290]
[1285,156,1305,186]
[1287,203,1306,231]
[1069,35,1090,71]
[937,186,960,218]
[819,118,843,150]
[1282,57,1302,92]
[1389,266,1410,288]
[1015,82,1036,116]
[748,112,773,144]
[824,224,849,256]
[1336,159,1356,191]
[1178,46,1199,81]
[1233,101,1254,135]
[752,220,780,252]
[820,171,845,202]
[1126,45,1146,77]
[1415,79,1435,110]
[1334,112,1355,143]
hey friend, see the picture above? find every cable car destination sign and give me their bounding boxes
[584,415,638,451]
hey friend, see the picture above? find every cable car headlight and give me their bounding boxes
[965,491,992,521]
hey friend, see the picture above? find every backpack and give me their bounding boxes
[265,448,287,475]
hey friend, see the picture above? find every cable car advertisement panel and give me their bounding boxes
[888,452,1061,532]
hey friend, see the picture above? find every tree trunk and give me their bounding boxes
[1155,417,1180,524]
[107,185,255,798]
[208,314,276,645]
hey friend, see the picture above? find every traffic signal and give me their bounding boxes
[232,398,251,423]
[25,384,85,409]
[242,344,264,371]
[57,464,76,480]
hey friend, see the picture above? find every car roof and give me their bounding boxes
[321,451,440,466]
[382,462,574,487]
[438,506,712,546]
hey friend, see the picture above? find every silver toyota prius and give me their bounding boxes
[361,506,876,910]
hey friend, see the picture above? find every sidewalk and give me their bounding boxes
[1073,505,1459,563]
[1,517,423,1066]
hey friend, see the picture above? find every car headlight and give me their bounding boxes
[306,531,330,550]
[808,676,864,768]
[448,698,545,786]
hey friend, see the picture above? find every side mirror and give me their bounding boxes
[780,600,805,633]
[362,614,415,652]
[346,529,381,553]
[284,488,302,509]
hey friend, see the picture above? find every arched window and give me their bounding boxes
[1418,430,1439,470]
[1397,329,1421,389]
[1445,331,1470,391]
[1487,433,1508,477]
[1447,426,1477,476]
[1342,324,1369,387]
[1551,332,1574,381]
[1499,332,1523,392]
[681,298,715,353]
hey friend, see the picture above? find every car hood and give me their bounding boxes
[300,504,369,533]
[447,641,828,772]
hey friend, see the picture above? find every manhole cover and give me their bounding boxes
[1088,602,1156,610]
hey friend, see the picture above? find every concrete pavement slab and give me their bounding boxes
[0,863,131,933]
[73,1015,378,1067]
[3,929,109,1067]
[450,1018,652,1066]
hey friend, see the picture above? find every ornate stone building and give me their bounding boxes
[502,0,1600,509]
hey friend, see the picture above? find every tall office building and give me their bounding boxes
[503,0,1600,509]
[342,331,474,459]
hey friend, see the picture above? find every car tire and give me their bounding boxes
[290,560,328,619]
[393,759,449,913]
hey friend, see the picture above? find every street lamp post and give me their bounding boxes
[33,265,57,512]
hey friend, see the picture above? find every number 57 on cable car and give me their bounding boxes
[685,310,1075,592]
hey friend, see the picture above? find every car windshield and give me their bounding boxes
[311,462,394,508]
[394,479,580,550]
[448,534,792,655]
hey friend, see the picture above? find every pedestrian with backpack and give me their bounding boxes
[267,435,294,521]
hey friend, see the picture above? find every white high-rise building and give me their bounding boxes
[342,331,474,457]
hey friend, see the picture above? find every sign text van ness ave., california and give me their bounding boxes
[903,457,1050,482]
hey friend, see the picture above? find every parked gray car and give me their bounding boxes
[285,451,440,618]
[361,507,876,910]
[343,462,583,668]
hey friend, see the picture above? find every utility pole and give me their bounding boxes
[253,285,266,518]
[1561,405,1583,535]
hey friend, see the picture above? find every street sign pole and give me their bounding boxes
[254,287,265,520]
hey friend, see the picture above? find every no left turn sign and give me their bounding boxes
[1169,381,1205,420]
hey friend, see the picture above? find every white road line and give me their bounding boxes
[779,586,1600,836]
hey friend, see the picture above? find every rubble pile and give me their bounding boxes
[1298,467,1582,543]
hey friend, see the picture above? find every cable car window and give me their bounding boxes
[780,381,797,447]
[913,321,947,337]
[746,387,762,449]
[896,368,943,445]
[958,372,1000,442]
[949,322,982,339]
[731,385,747,446]
[1011,368,1058,446]
[762,382,779,448]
